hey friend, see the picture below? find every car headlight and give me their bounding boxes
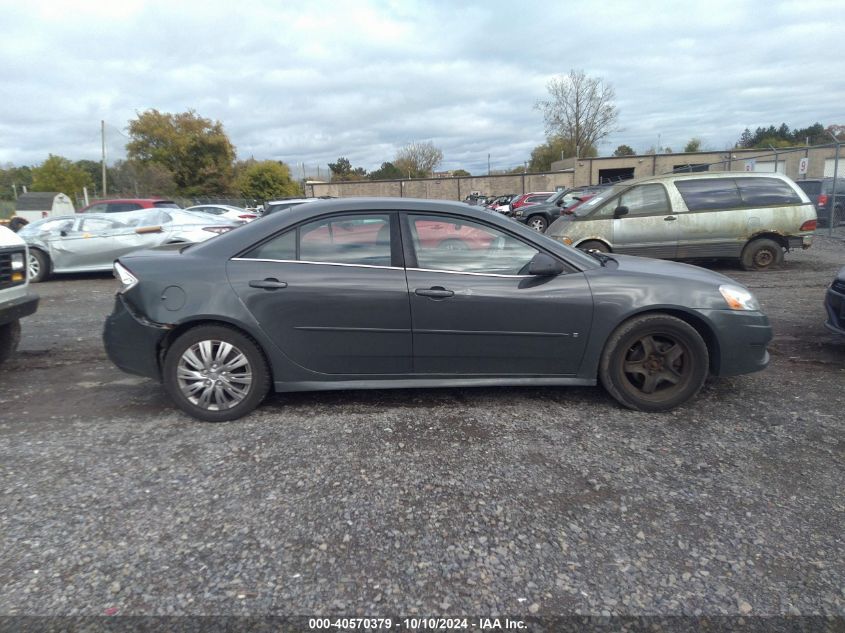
[10,252,24,271]
[719,284,760,311]
[203,226,233,234]
[514,210,523,217]
[113,261,138,293]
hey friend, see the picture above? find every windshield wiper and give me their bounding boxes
[586,250,612,265]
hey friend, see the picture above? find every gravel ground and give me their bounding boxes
[0,231,843,618]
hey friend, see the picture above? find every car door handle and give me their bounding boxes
[664,216,677,221]
[249,278,288,290]
[415,287,454,298]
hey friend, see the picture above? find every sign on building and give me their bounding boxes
[744,159,755,172]
[798,157,809,175]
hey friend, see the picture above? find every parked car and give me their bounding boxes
[511,186,610,231]
[79,198,181,214]
[263,198,319,216]
[104,197,772,422]
[508,192,556,231]
[793,178,845,227]
[824,264,845,336]
[487,195,515,214]
[19,209,239,282]
[546,172,817,270]
[0,225,38,363]
[184,204,258,222]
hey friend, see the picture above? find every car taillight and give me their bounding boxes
[238,214,256,219]
[818,194,828,208]
[799,219,817,231]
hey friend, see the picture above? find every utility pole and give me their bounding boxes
[828,131,840,238]
[101,120,107,197]
[487,153,491,176]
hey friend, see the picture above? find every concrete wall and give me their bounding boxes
[552,146,839,186]
[308,171,575,200]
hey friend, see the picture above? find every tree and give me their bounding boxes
[452,169,471,177]
[394,141,443,178]
[684,138,702,152]
[127,109,236,196]
[0,164,33,201]
[31,155,93,197]
[109,159,177,197]
[328,157,367,181]
[368,162,404,181]
[613,144,635,157]
[536,69,618,157]
[528,136,596,172]
[237,160,302,200]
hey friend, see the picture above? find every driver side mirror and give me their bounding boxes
[527,252,565,276]
[614,205,629,219]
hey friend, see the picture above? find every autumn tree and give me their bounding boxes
[110,159,177,197]
[31,155,93,197]
[394,141,443,178]
[126,109,236,196]
[613,144,635,157]
[529,136,596,172]
[237,160,302,199]
[536,69,618,158]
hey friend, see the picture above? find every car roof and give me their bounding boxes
[187,197,600,269]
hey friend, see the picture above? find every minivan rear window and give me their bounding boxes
[736,178,801,206]
[796,181,821,196]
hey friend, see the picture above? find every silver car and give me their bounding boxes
[19,209,239,282]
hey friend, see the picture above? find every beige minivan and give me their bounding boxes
[546,172,817,270]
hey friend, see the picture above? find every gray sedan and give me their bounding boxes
[19,209,239,282]
[103,198,772,421]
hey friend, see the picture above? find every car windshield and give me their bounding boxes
[573,187,618,216]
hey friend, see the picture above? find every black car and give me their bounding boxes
[794,178,845,227]
[104,198,772,422]
[511,186,610,232]
[824,265,845,336]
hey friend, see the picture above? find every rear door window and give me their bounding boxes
[736,178,801,205]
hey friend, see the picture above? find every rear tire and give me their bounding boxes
[28,250,49,283]
[600,314,709,412]
[0,320,21,364]
[577,240,610,253]
[740,238,784,271]
[163,325,271,422]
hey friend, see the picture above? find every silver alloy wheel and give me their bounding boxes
[528,216,547,231]
[28,253,40,280]
[176,339,253,411]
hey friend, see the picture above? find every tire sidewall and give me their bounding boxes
[29,250,48,283]
[741,238,783,271]
[163,325,270,422]
[600,315,709,412]
[527,215,548,232]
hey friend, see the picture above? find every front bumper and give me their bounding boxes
[0,293,39,327]
[824,280,845,336]
[103,294,170,381]
[699,309,773,376]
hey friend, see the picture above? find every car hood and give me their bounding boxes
[603,253,738,286]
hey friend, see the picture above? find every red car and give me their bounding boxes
[79,198,181,214]
[509,192,554,213]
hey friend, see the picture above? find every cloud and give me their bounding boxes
[0,0,842,176]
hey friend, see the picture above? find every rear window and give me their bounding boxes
[796,181,821,196]
[736,178,801,206]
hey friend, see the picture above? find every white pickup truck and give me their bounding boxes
[0,225,38,363]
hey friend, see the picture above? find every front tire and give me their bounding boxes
[163,325,271,422]
[740,238,784,271]
[28,250,49,283]
[599,314,709,412]
[526,215,548,232]
[0,320,21,364]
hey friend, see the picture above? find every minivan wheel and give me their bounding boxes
[28,250,49,283]
[578,240,610,253]
[600,314,709,412]
[527,215,548,232]
[740,238,784,271]
[163,325,271,422]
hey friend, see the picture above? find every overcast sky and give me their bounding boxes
[1,0,843,176]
